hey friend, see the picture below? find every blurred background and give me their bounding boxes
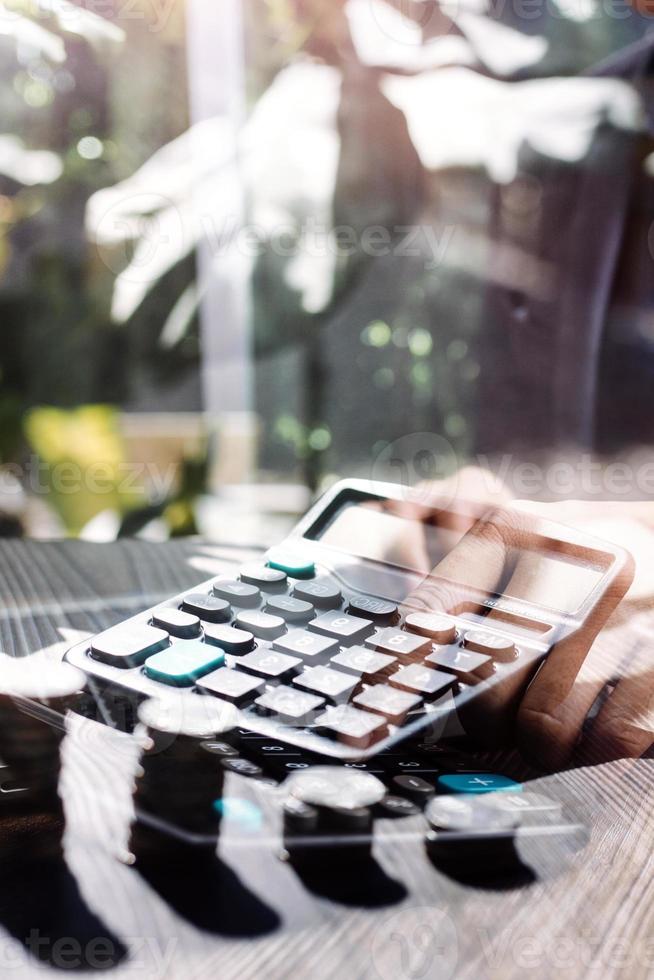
[0,0,652,544]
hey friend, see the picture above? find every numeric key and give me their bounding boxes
[426,646,492,681]
[237,649,301,680]
[316,704,387,749]
[292,665,358,703]
[273,630,338,659]
[309,611,373,644]
[330,646,396,679]
[365,628,431,659]
[353,684,422,725]
[255,685,325,723]
[389,664,455,699]
[197,667,264,704]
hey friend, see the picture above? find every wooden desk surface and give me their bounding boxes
[0,538,651,980]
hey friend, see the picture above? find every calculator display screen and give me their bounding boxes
[314,500,607,615]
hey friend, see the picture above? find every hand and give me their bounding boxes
[398,488,648,769]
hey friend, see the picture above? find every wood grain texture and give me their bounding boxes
[0,539,650,980]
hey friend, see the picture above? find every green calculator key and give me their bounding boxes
[266,550,315,579]
[144,641,225,687]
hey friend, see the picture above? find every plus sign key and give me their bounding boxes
[437,773,522,795]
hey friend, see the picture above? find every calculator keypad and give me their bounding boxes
[76,558,537,757]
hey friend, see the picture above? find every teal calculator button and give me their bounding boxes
[144,640,225,687]
[437,773,522,795]
[266,551,315,579]
[213,797,263,831]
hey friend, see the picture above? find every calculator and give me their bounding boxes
[64,480,632,760]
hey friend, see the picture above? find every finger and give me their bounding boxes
[461,538,629,748]
[576,646,654,764]
[516,549,634,769]
[401,506,514,619]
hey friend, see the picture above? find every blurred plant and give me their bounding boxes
[24,405,139,534]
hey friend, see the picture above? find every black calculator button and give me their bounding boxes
[235,610,286,640]
[213,580,261,608]
[330,646,396,679]
[292,579,342,609]
[392,773,435,805]
[315,704,388,749]
[353,684,423,725]
[264,595,314,622]
[221,758,263,778]
[377,795,420,818]
[239,565,287,589]
[365,628,431,659]
[203,623,255,656]
[463,629,516,661]
[426,646,492,681]
[182,594,232,624]
[404,612,457,645]
[200,740,239,758]
[273,630,338,659]
[90,624,169,668]
[348,596,398,624]
[237,649,301,680]
[255,685,325,723]
[151,608,200,639]
[309,611,373,644]
[196,667,264,704]
[389,664,455,698]
[292,665,358,703]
